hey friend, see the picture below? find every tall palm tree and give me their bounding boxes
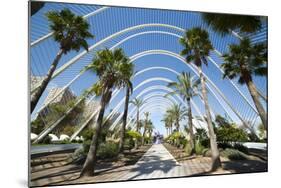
[179,27,221,170]
[130,98,145,149]
[130,98,145,133]
[119,78,134,153]
[202,13,263,35]
[80,48,133,177]
[166,104,185,132]
[31,1,45,16]
[162,113,173,136]
[142,112,150,145]
[167,72,200,155]
[221,38,267,131]
[31,9,94,112]
[146,120,154,141]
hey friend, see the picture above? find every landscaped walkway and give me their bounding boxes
[32,144,230,186]
[77,144,219,183]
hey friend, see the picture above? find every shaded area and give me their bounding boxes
[30,145,151,187]
[164,142,267,174]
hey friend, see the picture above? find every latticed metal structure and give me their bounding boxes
[30,2,267,143]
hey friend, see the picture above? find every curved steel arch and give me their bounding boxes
[130,103,204,131]
[108,87,185,130]
[109,84,207,132]
[111,30,258,113]
[112,85,207,130]
[100,50,249,130]
[108,93,180,131]
[31,7,110,46]
[129,50,257,126]
[133,66,234,122]
[33,24,257,118]
[39,49,254,142]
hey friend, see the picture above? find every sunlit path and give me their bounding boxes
[126,144,180,180]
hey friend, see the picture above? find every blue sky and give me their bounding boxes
[30,2,268,136]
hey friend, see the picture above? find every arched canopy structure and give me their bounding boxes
[30,2,267,139]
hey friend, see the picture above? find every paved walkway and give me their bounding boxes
[32,144,222,186]
[91,144,213,181]
[126,144,182,179]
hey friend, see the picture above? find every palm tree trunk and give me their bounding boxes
[245,78,267,132]
[119,87,130,153]
[142,127,146,145]
[31,49,64,113]
[176,121,180,132]
[80,91,107,177]
[187,99,195,155]
[135,108,140,149]
[198,66,221,171]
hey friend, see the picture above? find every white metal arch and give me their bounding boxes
[110,30,257,113]
[129,50,257,127]
[37,49,253,143]
[31,7,110,46]
[108,93,177,130]
[111,85,207,131]
[130,103,204,131]
[33,25,257,118]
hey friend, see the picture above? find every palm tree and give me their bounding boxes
[202,13,263,35]
[142,112,150,145]
[162,113,173,136]
[130,98,146,133]
[129,98,145,149]
[166,104,185,132]
[80,48,133,177]
[31,1,45,16]
[167,72,200,155]
[146,120,154,141]
[119,78,134,153]
[221,38,267,131]
[179,27,221,170]
[31,9,94,112]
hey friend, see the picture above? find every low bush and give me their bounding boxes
[41,135,51,144]
[124,138,134,151]
[179,137,187,148]
[202,148,212,157]
[195,141,205,155]
[185,142,192,155]
[125,130,142,141]
[82,139,91,154]
[97,141,119,159]
[233,143,249,154]
[218,142,232,149]
[221,148,248,160]
[200,139,210,148]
